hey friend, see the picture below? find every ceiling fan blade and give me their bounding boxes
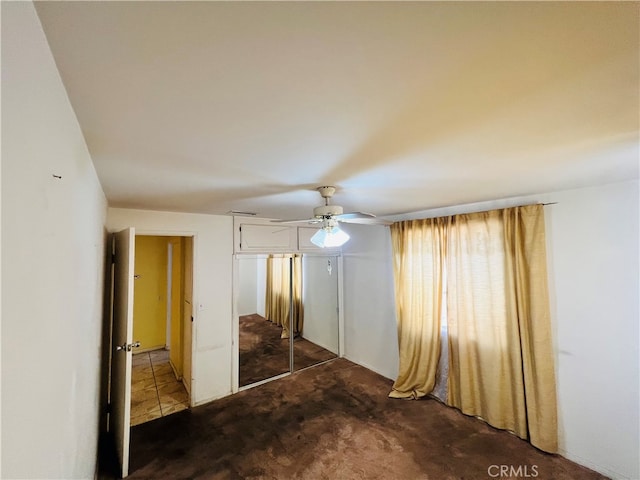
[339,218,393,226]
[334,212,376,220]
[335,212,393,226]
[271,218,321,224]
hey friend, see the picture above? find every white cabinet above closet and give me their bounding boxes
[234,217,296,252]
[233,217,338,253]
[238,223,296,252]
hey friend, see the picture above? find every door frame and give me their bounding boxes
[166,242,173,353]
[131,230,197,405]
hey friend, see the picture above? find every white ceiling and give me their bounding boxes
[35,1,639,220]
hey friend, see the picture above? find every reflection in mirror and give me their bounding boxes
[238,256,290,387]
[295,255,339,371]
[265,255,303,341]
[238,254,340,388]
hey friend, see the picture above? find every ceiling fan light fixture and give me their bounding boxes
[310,224,350,248]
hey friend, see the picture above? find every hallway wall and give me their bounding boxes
[107,208,234,405]
[1,2,108,478]
[134,236,169,350]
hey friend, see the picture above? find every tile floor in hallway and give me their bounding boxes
[131,349,189,426]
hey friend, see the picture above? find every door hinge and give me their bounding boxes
[106,403,112,414]
[111,253,116,264]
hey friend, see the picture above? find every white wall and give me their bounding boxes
[341,224,399,380]
[107,208,234,405]
[546,180,639,480]
[1,3,108,478]
[343,180,639,479]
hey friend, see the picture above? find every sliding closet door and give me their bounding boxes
[295,255,339,371]
[237,255,290,387]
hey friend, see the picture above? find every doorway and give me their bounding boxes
[130,235,193,426]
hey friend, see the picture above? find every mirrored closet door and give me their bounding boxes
[295,255,339,372]
[237,255,290,387]
[237,253,340,388]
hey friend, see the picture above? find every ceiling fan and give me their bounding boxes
[272,186,392,248]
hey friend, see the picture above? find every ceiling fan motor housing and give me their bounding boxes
[314,205,343,218]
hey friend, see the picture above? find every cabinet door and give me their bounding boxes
[298,227,322,250]
[239,224,294,251]
[298,226,341,251]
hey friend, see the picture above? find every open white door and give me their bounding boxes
[110,228,136,478]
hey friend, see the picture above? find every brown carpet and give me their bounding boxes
[239,313,337,386]
[127,358,606,479]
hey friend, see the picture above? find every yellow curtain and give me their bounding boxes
[290,255,303,337]
[265,254,303,339]
[265,255,287,328]
[389,205,557,452]
[389,218,446,399]
[446,205,557,452]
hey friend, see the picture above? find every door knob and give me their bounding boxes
[115,341,141,352]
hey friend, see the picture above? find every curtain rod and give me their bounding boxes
[519,202,558,207]
[388,201,559,223]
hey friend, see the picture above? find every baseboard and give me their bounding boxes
[169,358,182,381]
[182,377,191,397]
[343,355,396,381]
[192,389,234,407]
[133,345,166,355]
[557,448,632,480]
[299,335,338,356]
